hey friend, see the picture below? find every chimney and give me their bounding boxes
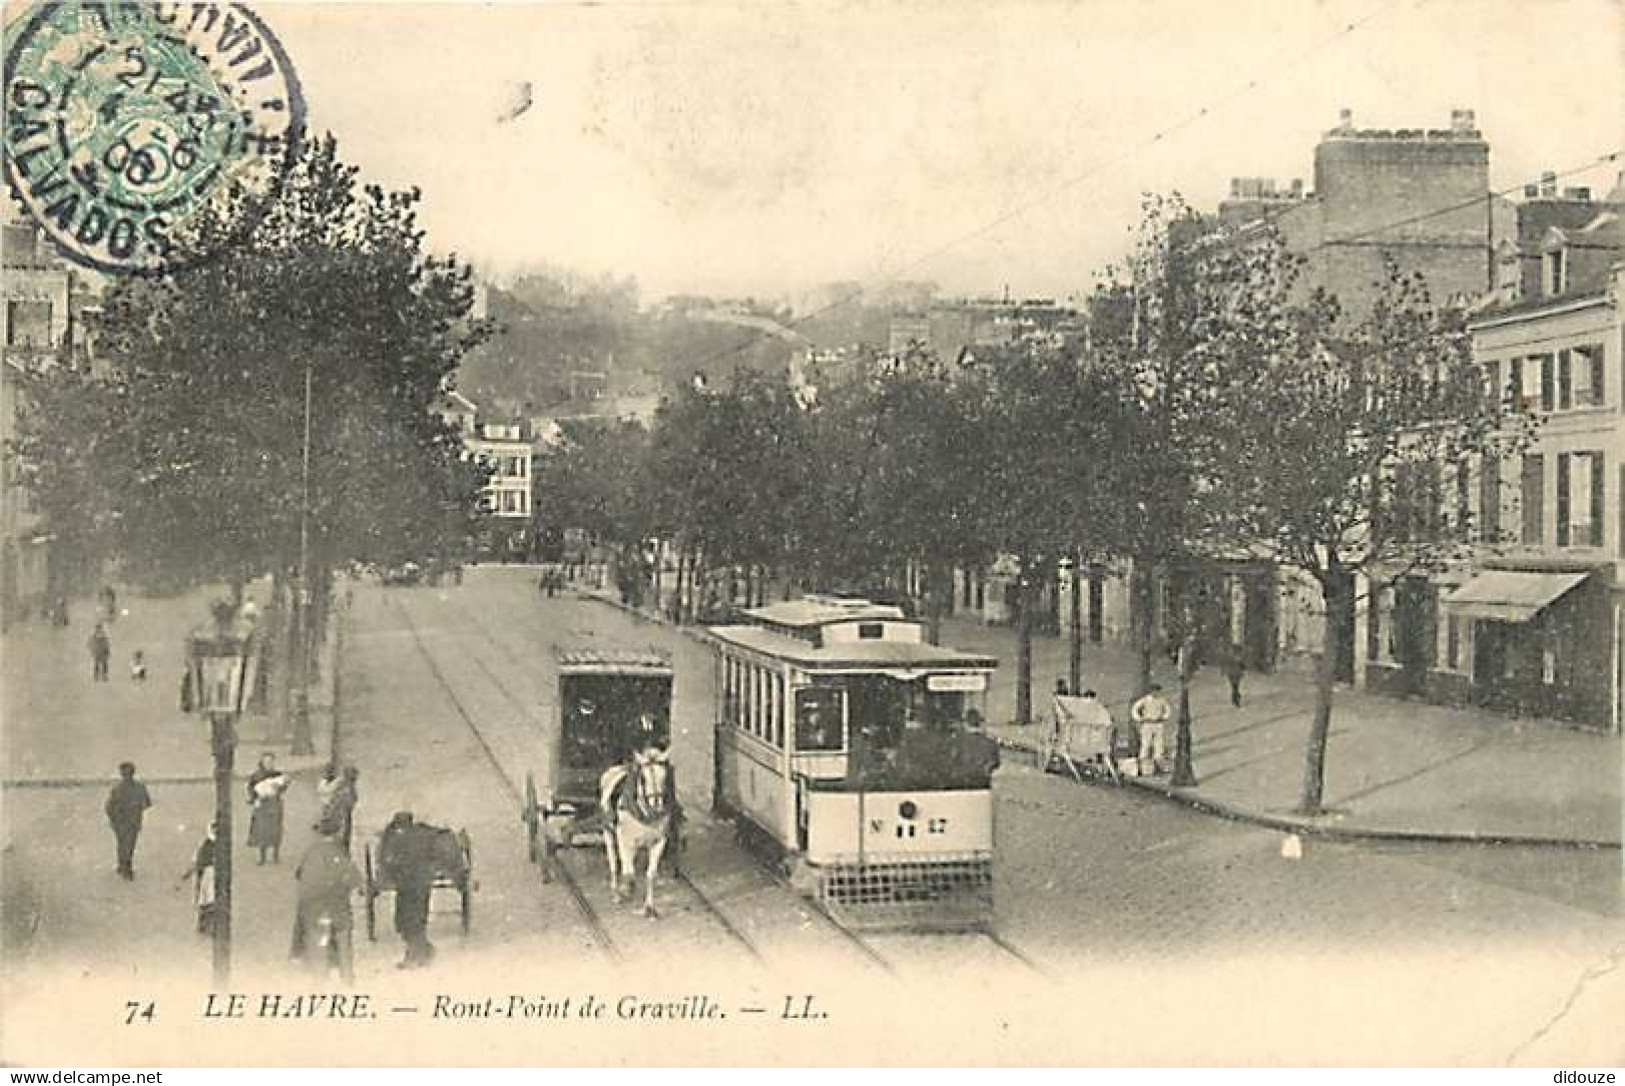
[1289,178,1304,197]
[1523,183,1540,199]
[1539,171,1558,198]
[1337,108,1353,130]
[1229,178,1243,198]
[1449,108,1475,134]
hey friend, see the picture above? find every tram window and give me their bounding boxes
[745,665,756,736]
[857,622,884,639]
[752,666,763,738]
[771,675,784,747]
[724,658,739,727]
[794,688,845,752]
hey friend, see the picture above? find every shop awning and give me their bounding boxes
[1443,570,1589,623]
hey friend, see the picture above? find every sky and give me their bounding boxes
[257,0,1623,304]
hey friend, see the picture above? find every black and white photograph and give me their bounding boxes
[1,0,1622,1070]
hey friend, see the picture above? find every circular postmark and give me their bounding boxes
[4,1,304,274]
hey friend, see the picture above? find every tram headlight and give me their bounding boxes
[898,800,918,820]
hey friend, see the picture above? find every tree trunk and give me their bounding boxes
[1299,578,1342,815]
[675,549,690,624]
[924,560,945,646]
[1068,552,1083,693]
[1131,559,1156,696]
[1170,618,1199,787]
[1015,561,1035,725]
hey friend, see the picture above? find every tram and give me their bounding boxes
[709,596,999,928]
[524,647,674,878]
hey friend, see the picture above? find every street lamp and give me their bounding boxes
[185,602,257,988]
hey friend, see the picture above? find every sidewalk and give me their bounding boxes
[586,589,1620,847]
[1,583,332,788]
[935,615,1622,847]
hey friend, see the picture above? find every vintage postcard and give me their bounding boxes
[2,0,1622,1069]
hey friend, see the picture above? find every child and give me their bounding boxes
[130,650,147,682]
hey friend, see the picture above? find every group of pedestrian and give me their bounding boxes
[1051,639,1249,777]
[83,584,149,684]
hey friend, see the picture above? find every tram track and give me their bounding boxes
[388,590,766,968]
[406,579,1040,980]
[386,593,620,961]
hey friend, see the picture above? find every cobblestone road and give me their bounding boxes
[5,566,1622,1065]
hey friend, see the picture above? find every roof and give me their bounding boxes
[1469,288,1610,327]
[708,624,996,671]
[1442,570,1589,623]
[554,647,672,674]
[742,596,907,628]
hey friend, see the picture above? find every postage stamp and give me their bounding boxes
[3,1,304,275]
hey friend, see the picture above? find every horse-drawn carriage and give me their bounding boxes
[361,821,475,940]
[523,647,676,885]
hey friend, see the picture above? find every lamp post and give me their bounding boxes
[186,603,257,988]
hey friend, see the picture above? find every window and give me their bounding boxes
[1454,460,1471,536]
[1370,586,1399,666]
[770,675,783,747]
[857,622,883,639]
[1517,358,1542,412]
[794,688,845,752]
[724,659,739,727]
[1479,452,1500,543]
[1435,609,1471,673]
[6,300,52,347]
[1557,452,1604,547]
[1521,454,1544,546]
[1572,345,1604,407]
[1482,359,1502,407]
[746,666,759,736]
[1557,350,1572,410]
[1538,354,1555,412]
[1546,249,1566,296]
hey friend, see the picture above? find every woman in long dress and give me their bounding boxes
[246,753,288,864]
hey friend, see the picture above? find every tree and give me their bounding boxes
[647,371,811,619]
[968,341,1132,724]
[1215,265,1532,815]
[67,134,491,727]
[1090,194,1276,785]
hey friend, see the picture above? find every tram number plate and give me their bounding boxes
[868,818,949,836]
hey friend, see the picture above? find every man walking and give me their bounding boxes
[88,623,111,682]
[1224,643,1246,709]
[1130,684,1172,776]
[105,762,152,879]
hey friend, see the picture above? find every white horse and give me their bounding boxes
[599,750,676,917]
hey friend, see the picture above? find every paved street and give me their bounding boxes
[4,566,1623,1064]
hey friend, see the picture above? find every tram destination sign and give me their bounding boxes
[927,673,987,693]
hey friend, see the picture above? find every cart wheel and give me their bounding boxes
[523,773,540,863]
[363,844,377,942]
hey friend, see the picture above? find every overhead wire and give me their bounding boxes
[664,0,1413,376]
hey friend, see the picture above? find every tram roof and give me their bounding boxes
[740,596,908,628]
[554,647,673,675]
[708,624,997,670]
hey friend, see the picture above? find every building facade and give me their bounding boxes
[2,221,100,622]
[437,389,534,557]
[1430,257,1622,730]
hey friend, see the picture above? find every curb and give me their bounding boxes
[1,756,331,791]
[993,736,1622,851]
